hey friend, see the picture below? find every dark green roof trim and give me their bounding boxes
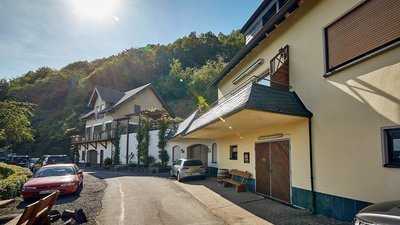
[246,84,312,118]
[211,0,300,87]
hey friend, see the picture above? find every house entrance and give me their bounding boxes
[187,144,208,166]
[87,150,98,166]
[255,140,291,203]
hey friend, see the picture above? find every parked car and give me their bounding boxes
[9,155,30,167]
[42,155,72,166]
[170,159,206,181]
[0,156,8,163]
[354,200,400,225]
[29,157,40,172]
[21,164,83,200]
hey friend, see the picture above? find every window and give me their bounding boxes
[244,152,250,164]
[230,145,238,160]
[81,151,86,161]
[324,0,400,74]
[85,127,92,139]
[262,4,277,25]
[172,145,182,162]
[212,143,217,163]
[383,127,400,167]
[134,105,141,114]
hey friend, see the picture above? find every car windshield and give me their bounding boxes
[46,156,71,164]
[35,166,75,177]
[183,160,203,166]
[14,157,28,163]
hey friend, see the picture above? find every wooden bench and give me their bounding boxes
[222,169,252,192]
[6,191,60,225]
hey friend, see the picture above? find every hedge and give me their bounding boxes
[0,163,32,199]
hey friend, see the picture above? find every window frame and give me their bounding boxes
[211,143,217,163]
[382,126,400,168]
[243,152,250,164]
[134,104,141,114]
[323,0,400,76]
[229,145,238,160]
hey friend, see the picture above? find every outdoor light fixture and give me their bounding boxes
[257,133,284,140]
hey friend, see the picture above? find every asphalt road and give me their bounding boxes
[95,171,225,225]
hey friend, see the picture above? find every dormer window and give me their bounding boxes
[262,5,277,25]
[244,0,289,44]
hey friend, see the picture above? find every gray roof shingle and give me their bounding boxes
[183,83,312,135]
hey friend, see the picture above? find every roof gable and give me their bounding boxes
[88,86,124,107]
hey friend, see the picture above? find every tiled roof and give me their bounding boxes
[82,83,174,119]
[182,83,312,135]
[174,110,199,137]
[95,86,124,104]
[80,109,95,119]
[113,83,151,108]
[186,84,253,134]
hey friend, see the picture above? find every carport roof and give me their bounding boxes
[183,83,312,135]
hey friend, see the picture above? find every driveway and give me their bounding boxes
[94,171,225,225]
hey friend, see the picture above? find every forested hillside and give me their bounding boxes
[7,31,244,156]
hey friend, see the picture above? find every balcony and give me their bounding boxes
[71,130,116,144]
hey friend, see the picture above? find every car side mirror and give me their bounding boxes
[77,170,83,175]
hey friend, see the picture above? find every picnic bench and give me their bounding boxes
[222,169,252,192]
[6,191,60,225]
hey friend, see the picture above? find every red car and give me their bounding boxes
[22,164,83,200]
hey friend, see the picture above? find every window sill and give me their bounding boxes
[229,158,238,160]
[384,163,400,168]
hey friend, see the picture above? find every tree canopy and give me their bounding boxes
[7,30,245,156]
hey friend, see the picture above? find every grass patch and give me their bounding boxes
[0,163,32,199]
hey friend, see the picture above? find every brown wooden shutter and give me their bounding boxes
[325,0,400,72]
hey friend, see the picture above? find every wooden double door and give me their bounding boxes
[255,140,291,203]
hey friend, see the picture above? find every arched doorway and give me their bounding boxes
[87,150,98,166]
[187,144,208,166]
[172,145,182,163]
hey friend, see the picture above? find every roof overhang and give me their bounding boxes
[184,109,307,139]
[179,83,312,138]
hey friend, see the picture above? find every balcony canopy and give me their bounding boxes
[177,83,312,139]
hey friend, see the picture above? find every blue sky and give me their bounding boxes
[0,0,261,79]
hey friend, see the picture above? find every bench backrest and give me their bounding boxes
[7,191,59,225]
[230,169,252,179]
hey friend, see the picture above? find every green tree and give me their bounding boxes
[0,101,34,150]
[137,116,150,166]
[157,118,170,168]
[112,122,122,164]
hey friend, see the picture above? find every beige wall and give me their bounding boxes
[216,119,311,190]
[112,88,166,118]
[217,0,400,203]
[85,87,166,127]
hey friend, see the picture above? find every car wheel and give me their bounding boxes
[177,172,182,182]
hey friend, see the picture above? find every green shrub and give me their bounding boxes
[0,163,32,199]
[104,158,112,168]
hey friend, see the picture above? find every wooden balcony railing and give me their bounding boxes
[71,130,116,144]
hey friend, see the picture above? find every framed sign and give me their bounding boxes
[244,152,250,164]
